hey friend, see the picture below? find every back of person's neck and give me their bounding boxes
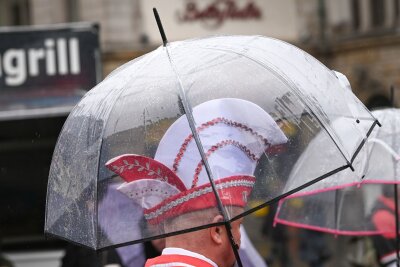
[162,247,218,267]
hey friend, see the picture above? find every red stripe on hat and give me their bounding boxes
[106,154,187,192]
[192,140,258,188]
[172,117,271,174]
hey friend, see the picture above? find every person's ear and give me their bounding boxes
[210,214,224,245]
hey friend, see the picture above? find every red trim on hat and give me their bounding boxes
[192,140,258,188]
[106,154,187,192]
[144,175,255,225]
[172,117,271,174]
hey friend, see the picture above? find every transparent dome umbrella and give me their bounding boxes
[98,179,268,267]
[44,10,378,266]
[274,108,400,265]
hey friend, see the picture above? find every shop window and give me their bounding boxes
[66,0,79,22]
[351,0,360,30]
[370,0,385,28]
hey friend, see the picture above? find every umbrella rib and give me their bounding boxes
[162,43,244,267]
[389,102,400,267]
[151,11,224,209]
[45,220,225,252]
[96,221,224,251]
[163,50,228,223]
[350,119,380,165]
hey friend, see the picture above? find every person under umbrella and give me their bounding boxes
[106,98,287,267]
[274,108,400,267]
[369,185,400,267]
[95,174,269,267]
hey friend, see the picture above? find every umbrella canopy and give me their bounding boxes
[45,34,377,254]
[275,108,400,235]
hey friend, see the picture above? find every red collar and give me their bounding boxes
[145,254,216,267]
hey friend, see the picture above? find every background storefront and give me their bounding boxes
[0,22,100,267]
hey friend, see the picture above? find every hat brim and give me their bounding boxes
[144,175,255,224]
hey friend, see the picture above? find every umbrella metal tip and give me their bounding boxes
[152,7,168,46]
[152,7,158,17]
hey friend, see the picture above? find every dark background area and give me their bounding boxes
[0,116,67,250]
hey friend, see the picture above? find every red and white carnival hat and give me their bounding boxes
[106,98,287,224]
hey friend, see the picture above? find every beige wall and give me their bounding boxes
[30,0,67,25]
[26,0,400,106]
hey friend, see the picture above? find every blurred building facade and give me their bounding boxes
[2,0,399,105]
[0,0,399,266]
[307,0,400,108]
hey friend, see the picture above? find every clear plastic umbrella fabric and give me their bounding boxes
[45,35,377,250]
[275,108,400,235]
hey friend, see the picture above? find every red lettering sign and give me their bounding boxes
[177,0,262,29]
